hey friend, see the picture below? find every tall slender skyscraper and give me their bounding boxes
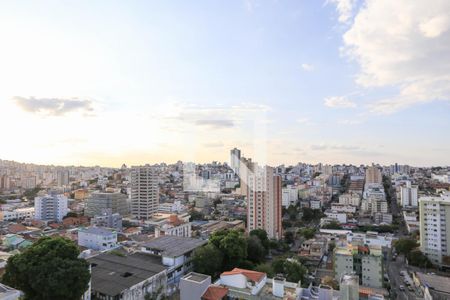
[246,165,282,240]
[131,165,159,220]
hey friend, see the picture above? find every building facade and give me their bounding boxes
[85,191,129,217]
[419,193,450,267]
[78,227,118,251]
[246,165,282,240]
[131,166,159,220]
[34,194,68,222]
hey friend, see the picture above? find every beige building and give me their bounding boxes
[131,165,159,220]
[365,165,382,185]
[246,165,282,240]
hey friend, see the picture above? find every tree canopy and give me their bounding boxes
[209,229,248,271]
[272,258,307,283]
[394,238,418,255]
[247,236,266,264]
[249,229,269,252]
[2,236,90,300]
[298,228,316,240]
[192,244,223,277]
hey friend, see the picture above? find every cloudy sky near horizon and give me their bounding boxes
[0,0,449,167]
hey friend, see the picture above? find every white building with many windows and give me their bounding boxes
[419,193,450,267]
[34,194,68,222]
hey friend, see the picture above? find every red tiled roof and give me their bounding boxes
[221,268,265,282]
[8,224,27,234]
[201,285,228,300]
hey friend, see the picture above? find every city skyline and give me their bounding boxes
[0,0,449,167]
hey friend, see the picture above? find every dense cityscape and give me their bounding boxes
[0,151,449,299]
[1,0,449,299]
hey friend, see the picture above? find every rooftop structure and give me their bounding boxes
[88,251,167,299]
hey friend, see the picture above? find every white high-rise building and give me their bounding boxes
[419,193,450,267]
[246,165,282,240]
[34,194,68,222]
[400,183,418,207]
[131,165,159,220]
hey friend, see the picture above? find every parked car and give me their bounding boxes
[399,285,405,291]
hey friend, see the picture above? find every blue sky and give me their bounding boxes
[0,0,449,166]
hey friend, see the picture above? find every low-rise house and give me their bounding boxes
[331,203,356,214]
[2,234,32,250]
[324,210,347,224]
[63,216,90,227]
[78,227,118,251]
[299,238,328,261]
[91,209,122,231]
[181,268,310,299]
[155,215,192,238]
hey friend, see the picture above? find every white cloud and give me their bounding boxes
[301,63,315,71]
[13,96,95,116]
[324,96,356,108]
[340,0,450,114]
[338,119,361,125]
[328,0,356,23]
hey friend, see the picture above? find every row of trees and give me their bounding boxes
[394,237,433,268]
[192,229,268,277]
[192,228,307,283]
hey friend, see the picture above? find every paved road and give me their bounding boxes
[386,252,422,300]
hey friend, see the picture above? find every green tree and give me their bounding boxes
[192,244,223,277]
[254,263,275,277]
[301,208,324,222]
[284,231,295,244]
[189,210,204,221]
[2,236,90,300]
[210,229,247,271]
[272,258,307,283]
[298,228,316,240]
[286,205,298,221]
[322,221,342,230]
[247,236,266,264]
[249,229,269,251]
[407,249,432,268]
[394,238,418,255]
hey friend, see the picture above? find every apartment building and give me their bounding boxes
[85,190,129,217]
[334,243,383,288]
[419,193,450,267]
[131,165,159,220]
[365,165,382,185]
[246,165,282,240]
[400,183,418,207]
[34,194,68,222]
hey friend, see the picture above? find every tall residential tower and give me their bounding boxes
[246,165,282,240]
[130,165,159,220]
